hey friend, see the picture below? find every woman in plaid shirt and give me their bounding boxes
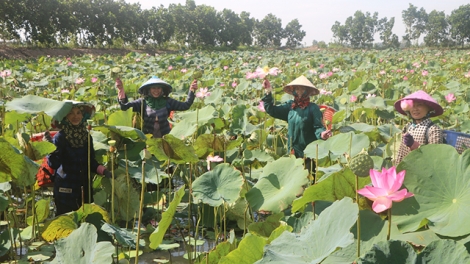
[115,76,197,138]
[394,90,443,164]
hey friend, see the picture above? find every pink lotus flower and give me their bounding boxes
[135,58,141,62]
[67,62,72,66]
[196,87,211,98]
[309,69,317,74]
[319,64,324,68]
[220,83,225,87]
[379,70,386,75]
[403,76,408,81]
[0,70,11,78]
[258,101,265,112]
[445,93,456,103]
[181,68,187,73]
[357,167,414,213]
[423,81,427,86]
[206,155,223,170]
[421,70,428,76]
[350,95,357,103]
[319,89,332,95]
[168,65,173,70]
[231,81,237,88]
[366,94,376,99]
[61,89,70,94]
[246,71,257,79]
[57,59,62,63]
[75,78,85,85]
[91,77,98,83]
[319,73,328,79]
[464,71,470,78]
[254,66,281,79]
[223,66,229,70]
[409,70,415,74]
[400,99,414,111]
[295,63,299,67]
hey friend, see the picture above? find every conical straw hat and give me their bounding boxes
[283,75,319,96]
[394,90,443,117]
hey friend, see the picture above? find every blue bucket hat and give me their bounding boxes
[138,76,172,96]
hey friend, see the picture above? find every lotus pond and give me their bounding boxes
[1,48,470,263]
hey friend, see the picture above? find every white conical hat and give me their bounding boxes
[283,75,319,96]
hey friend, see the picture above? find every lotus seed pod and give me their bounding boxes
[192,70,203,79]
[350,152,374,177]
[108,140,116,152]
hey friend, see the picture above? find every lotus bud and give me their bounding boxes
[401,99,414,112]
[108,140,116,152]
[87,119,93,130]
[143,148,152,160]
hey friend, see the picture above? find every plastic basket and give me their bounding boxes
[443,130,470,154]
[319,105,336,130]
[31,131,58,142]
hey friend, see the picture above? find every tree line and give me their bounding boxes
[331,3,470,49]
[1,1,469,49]
[0,0,305,49]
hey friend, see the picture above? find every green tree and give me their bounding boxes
[238,11,255,46]
[331,21,349,45]
[253,13,283,47]
[284,19,305,48]
[218,9,243,48]
[448,4,470,47]
[424,10,450,47]
[402,4,428,45]
[141,6,175,47]
[345,11,378,48]
[377,17,399,49]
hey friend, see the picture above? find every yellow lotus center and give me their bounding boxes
[452,199,457,203]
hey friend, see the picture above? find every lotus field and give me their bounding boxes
[1,48,470,263]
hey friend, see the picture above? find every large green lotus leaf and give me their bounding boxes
[95,125,146,141]
[246,156,308,213]
[291,168,371,213]
[178,105,217,126]
[248,212,283,238]
[226,197,253,230]
[193,134,225,158]
[393,144,470,237]
[0,229,11,257]
[106,108,133,127]
[149,186,185,249]
[323,210,400,263]
[169,119,197,139]
[256,198,358,264]
[219,233,266,264]
[361,96,386,110]
[357,240,417,264]
[4,111,31,131]
[5,95,73,122]
[417,239,470,263]
[304,132,369,160]
[50,223,114,264]
[27,198,50,225]
[192,163,243,207]
[147,134,199,164]
[0,196,8,212]
[393,230,441,247]
[0,138,38,186]
[0,182,11,192]
[113,175,140,221]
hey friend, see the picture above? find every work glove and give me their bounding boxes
[403,133,415,147]
[103,170,113,179]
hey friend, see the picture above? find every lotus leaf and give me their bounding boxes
[256,197,358,264]
[219,233,266,264]
[147,134,198,164]
[192,163,243,207]
[50,223,114,264]
[27,198,50,225]
[42,215,78,242]
[0,138,38,186]
[246,156,308,213]
[291,168,371,212]
[304,132,370,160]
[5,95,74,122]
[393,144,470,237]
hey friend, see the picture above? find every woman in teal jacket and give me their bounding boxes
[262,75,332,159]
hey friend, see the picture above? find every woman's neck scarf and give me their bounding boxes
[291,95,310,109]
[62,121,88,148]
[145,96,167,110]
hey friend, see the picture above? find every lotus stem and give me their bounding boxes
[30,187,36,239]
[387,208,392,241]
[124,144,130,230]
[135,160,146,264]
[87,124,92,203]
[111,151,115,223]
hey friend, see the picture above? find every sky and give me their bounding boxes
[124,0,468,45]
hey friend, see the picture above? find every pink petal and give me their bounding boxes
[370,169,382,187]
[372,196,392,213]
[389,170,406,192]
[357,186,389,199]
[388,189,414,202]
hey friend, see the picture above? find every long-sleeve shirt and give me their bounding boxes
[262,92,325,158]
[118,91,195,137]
